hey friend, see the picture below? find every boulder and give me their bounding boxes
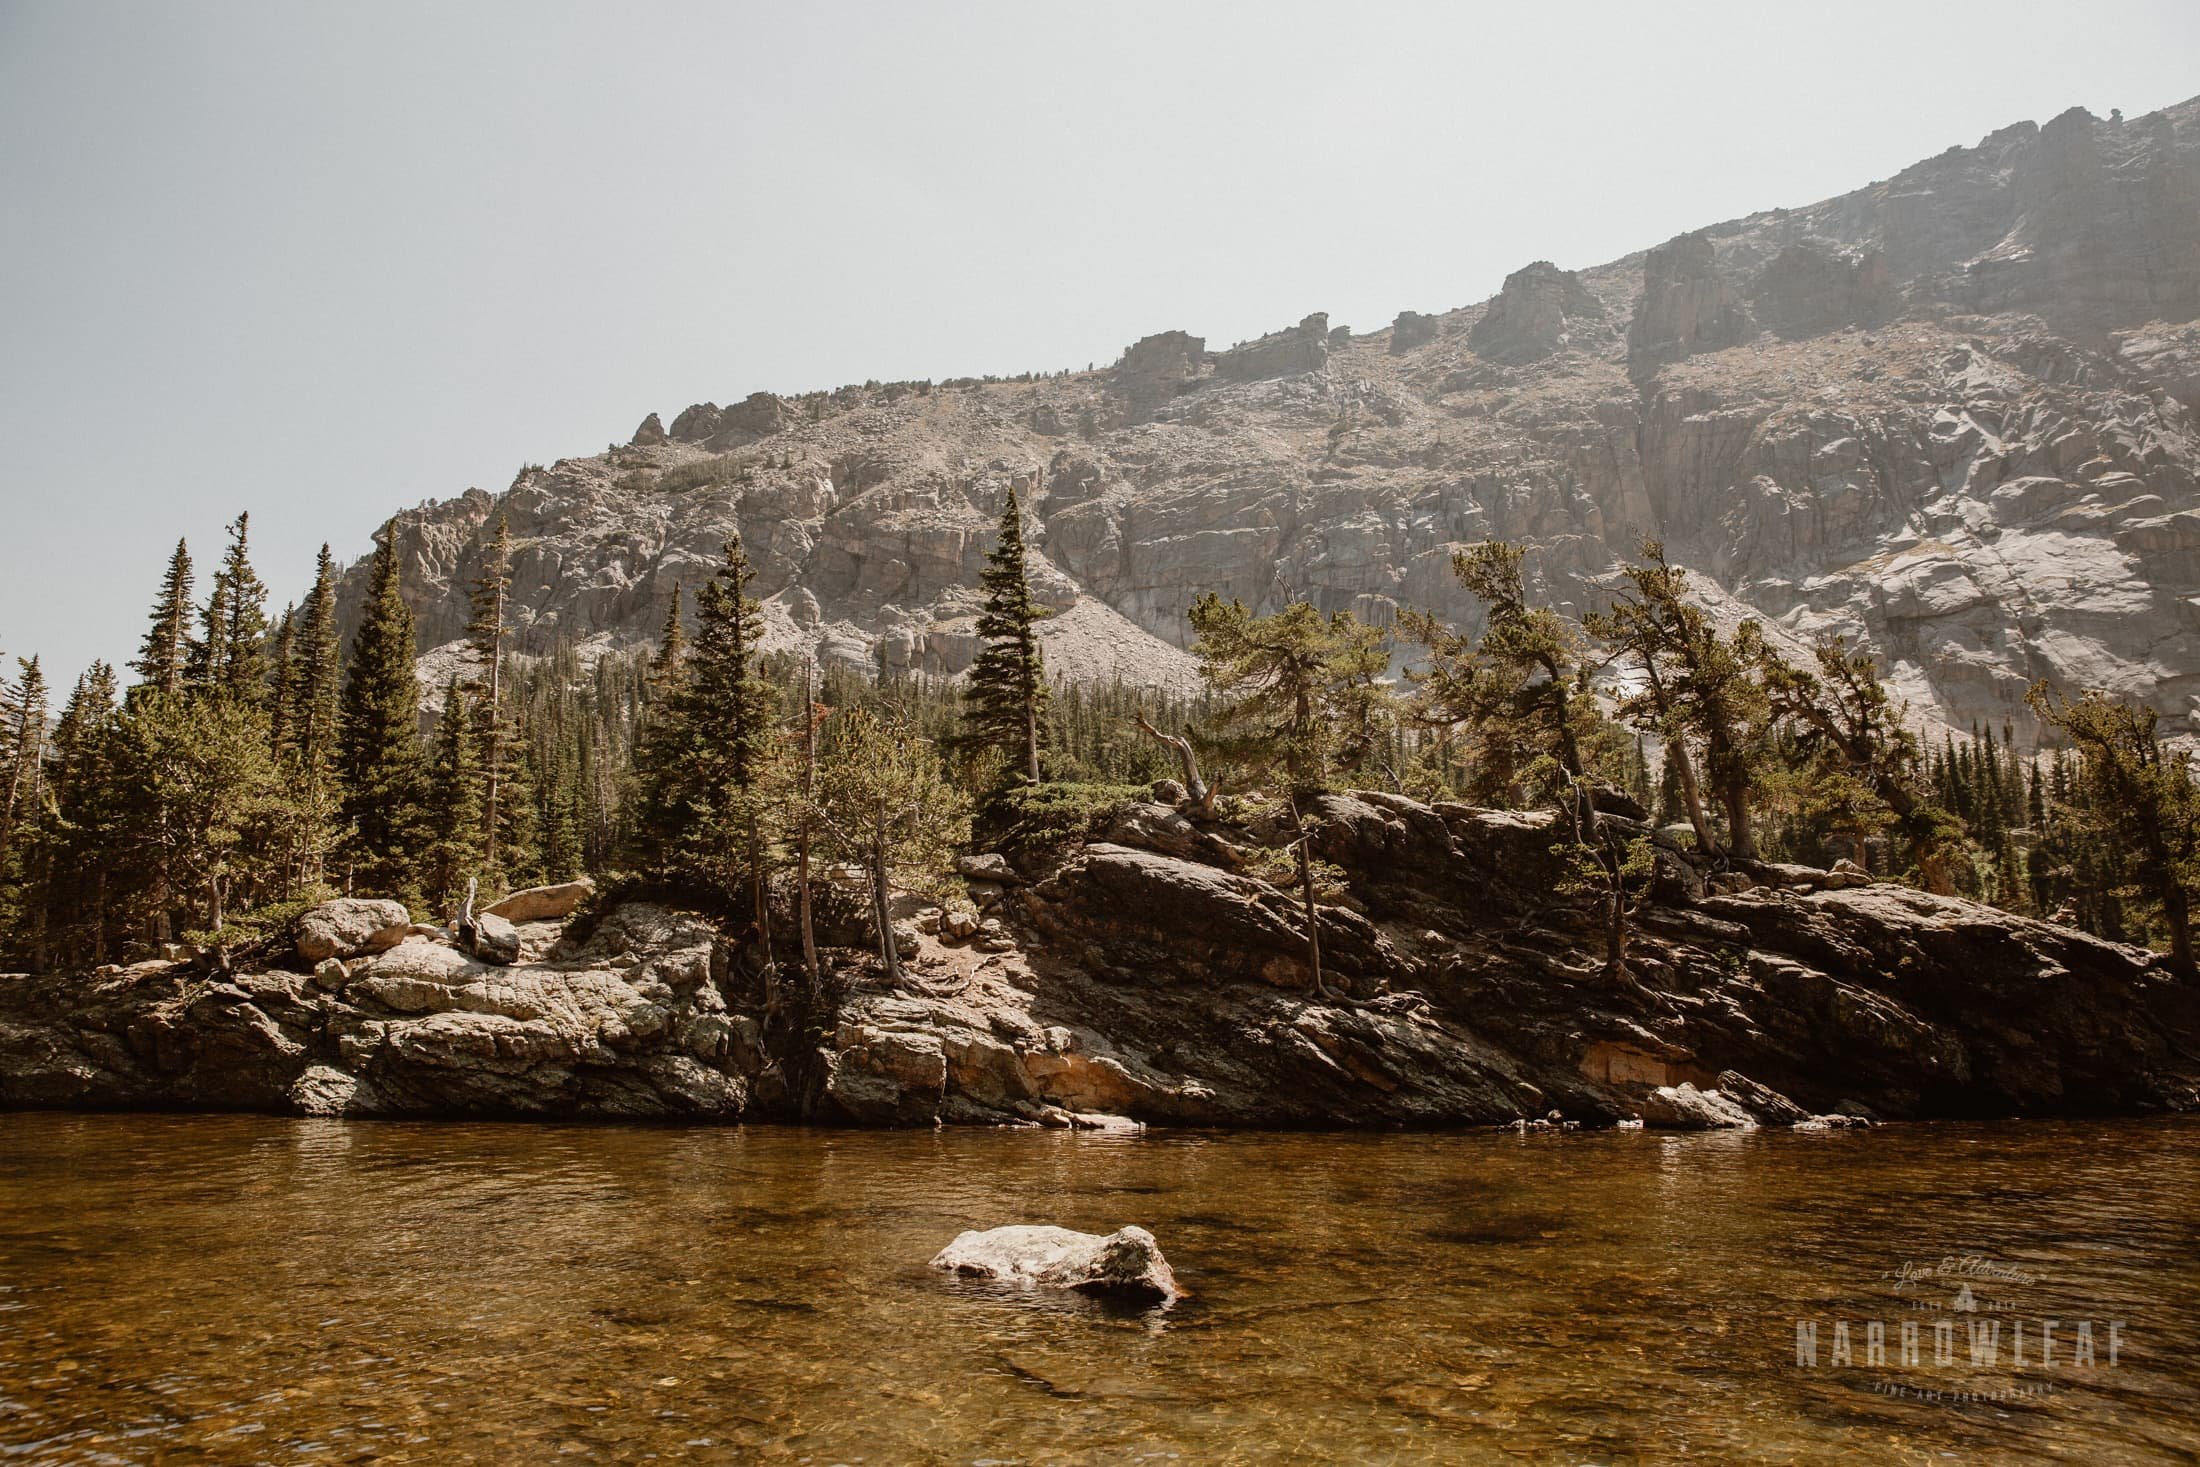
[942,907,980,941]
[930,1224,1179,1304]
[467,912,521,966]
[630,412,668,447]
[1638,1082,1758,1130]
[484,878,596,924]
[295,899,413,963]
[1823,858,1876,890]
[954,853,1025,886]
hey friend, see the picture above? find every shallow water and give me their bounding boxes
[1,1114,2196,1464]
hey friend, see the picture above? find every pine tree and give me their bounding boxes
[0,656,47,875]
[119,690,284,937]
[1187,594,1389,793]
[204,512,270,705]
[1587,540,1775,860]
[468,516,517,881]
[630,538,778,910]
[287,545,345,882]
[2028,681,2200,978]
[338,534,426,892]
[961,489,1051,783]
[133,539,196,698]
[13,663,122,968]
[816,705,969,983]
[267,605,297,755]
[419,678,483,911]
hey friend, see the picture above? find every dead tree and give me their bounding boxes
[1136,713,1219,816]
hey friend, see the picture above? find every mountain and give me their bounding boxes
[340,96,2200,741]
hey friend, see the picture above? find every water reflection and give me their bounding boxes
[0,1116,2195,1463]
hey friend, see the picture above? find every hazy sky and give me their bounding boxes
[4,1,2198,688]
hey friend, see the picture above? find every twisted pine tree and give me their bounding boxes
[961,489,1049,783]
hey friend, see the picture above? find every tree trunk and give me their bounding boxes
[1603,883,1626,978]
[1289,799,1329,1000]
[1023,667,1041,784]
[1720,773,1757,861]
[1136,715,1215,815]
[799,656,821,997]
[1294,834,1328,999]
[748,813,772,964]
[871,812,899,984]
[2162,875,2195,980]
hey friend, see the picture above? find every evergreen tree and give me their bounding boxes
[1588,540,1775,860]
[132,538,196,698]
[630,538,778,908]
[287,545,345,883]
[1408,543,1636,975]
[267,605,296,755]
[960,489,1051,783]
[337,534,426,892]
[203,512,271,704]
[1188,594,1389,792]
[0,656,47,876]
[2028,682,2200,978]
[13,664,122,968]
[119,690,284,937]
[468,516,518,881]
[816,705,969,984]
[419,679,483,912]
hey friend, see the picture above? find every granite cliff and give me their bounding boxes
[341,97,2200,742]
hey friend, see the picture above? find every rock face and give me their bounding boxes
[294,900,413,963]
[930,1225,1179,1304]
[1469,260,1607,364]
[335,94,2200,744]
[1627,231,1752,373]
[3,795,2197,1128]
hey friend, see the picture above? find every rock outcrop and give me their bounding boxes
[7,793,2194,1130]
[333,94,2200,746]
[1469,260,1606,364]
[1213,312,1331,383]
[1627,231,1753,373]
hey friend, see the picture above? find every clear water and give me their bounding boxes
[2,1114,2196,1464]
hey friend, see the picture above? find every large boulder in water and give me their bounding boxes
[930,1224,1179,1304]
[295,899,412,963]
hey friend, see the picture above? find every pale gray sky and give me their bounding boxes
[4,0,2197,688]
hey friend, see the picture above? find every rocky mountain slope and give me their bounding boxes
[342,96,2200,740]
[4,790,2194,1126]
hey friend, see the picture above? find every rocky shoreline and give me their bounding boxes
[4,792,2197,1131]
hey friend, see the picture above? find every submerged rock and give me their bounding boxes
[930,1224,1179,1304]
